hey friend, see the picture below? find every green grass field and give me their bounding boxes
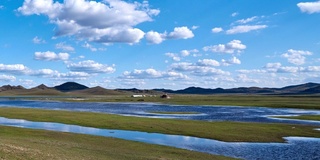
[1,95,320,159]
[0,126,232,160]
[46,94,320,110]
[275,115,320,121]
[0,108,319,143]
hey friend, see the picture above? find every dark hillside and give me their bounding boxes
[54,82,88,92]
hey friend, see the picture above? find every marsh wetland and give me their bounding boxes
[0,95,320,159]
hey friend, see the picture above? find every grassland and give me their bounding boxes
[275,115,320,121]
[0,108,319,143]
[0,126,232,160]
[148,111,200,114]
[46,94,320,110]
[1,95,320,159]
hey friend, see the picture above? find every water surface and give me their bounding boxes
[0,117,319,160]
[0,99,319,126]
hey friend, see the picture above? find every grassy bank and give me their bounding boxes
[276,115,320,121]
[49,94,320,110]
[0,108,319,143]
[0,126,231,160]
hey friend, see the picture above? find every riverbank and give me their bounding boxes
[13,94,320,110]
[0,125,232,160]
[0,107,319,143]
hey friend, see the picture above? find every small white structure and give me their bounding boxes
[132,95,144,98]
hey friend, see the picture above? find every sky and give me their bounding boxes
[0,0,320,89]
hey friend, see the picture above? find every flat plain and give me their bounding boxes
[0,94,320,159]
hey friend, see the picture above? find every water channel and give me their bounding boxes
[0,99,320,159]
[0,99,320,126]
[0,117,319,160]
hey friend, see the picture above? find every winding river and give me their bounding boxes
[0,99,320,160]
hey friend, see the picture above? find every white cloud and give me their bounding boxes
[265,62,282,72]
[32,69,59,77]
[0,75,16,82]
[236,16,258,24]
[180,49,198,57]
[67,60,115,74]
[281,49,313,65]
[53,72,91,81]
[211,27,223,33]
[203,40,246,54]
[197,59,220,67]
[56,42,75,52]
[277,66,300,73]
[32,36,46,44]
[237,69,266,74]
[237,74,259,83]
[119,79,146,87]
[191,26,199,30]
[122,68,188,80]
[0,64,30,75]
[145,31,166,44]
[165,52,181,61]
[82,42,96,52]
[18,0,160,44]
[226,25,267,34]
[171,62,230,76]
[167,26,194,39]
[146,26,194,44]
[221,56,241,66]
[231,12,239,17]
[297,1,320,14]
[34,51,69,61]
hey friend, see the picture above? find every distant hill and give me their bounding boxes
[157,82,320,95]
[0,85,25,92]
[70,86,128,95]
[54,82,88,92]
[0,82,319,96]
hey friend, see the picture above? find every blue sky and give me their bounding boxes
[0,0,320,89]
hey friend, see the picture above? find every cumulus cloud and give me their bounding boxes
[146,26,194,44]
[145,31,166,44]
[226,25,267,34]
[32,69,60,77]
[297,1,320,14]
[122,68,188,80]
[0,64,30,75]
[211,27,223,33]
[56,42,75,52]
[18,0,160,44]
[281,49,312,65]
[203,40,246,54]
[170,62,230,76]
[165,52,181,61]
[180,49,198,57]
[167,26,194,39]
[54,71,91,80]
[34,51,69,61]
[67,60,115,74]
[197,59,220,67]
[237,74,259,83]
[0,75,16,82]
[31,68,91,81]
[221,56,241,66]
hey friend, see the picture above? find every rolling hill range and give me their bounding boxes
[0,82,320,96]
